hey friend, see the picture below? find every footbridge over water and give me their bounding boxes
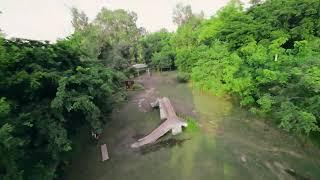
[131,97,188,148]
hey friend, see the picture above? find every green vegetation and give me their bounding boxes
[0,6,144,180]
[139,29,174,70]
[1,0,320,179]
[170,0,320,136]
[176,72,190,83]
[142,0,320,136]
[0,38,126,180]
[185,117,199,133]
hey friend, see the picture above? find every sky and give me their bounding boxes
[0,0,249,41]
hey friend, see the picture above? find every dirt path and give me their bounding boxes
[132,72,196,117]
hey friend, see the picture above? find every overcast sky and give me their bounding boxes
[0,0,249,41]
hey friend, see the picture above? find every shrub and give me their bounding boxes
[124,67,137,78]
[186,117,198,132]
[177,72,190,83]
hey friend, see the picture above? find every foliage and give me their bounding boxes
[185,117,199,133]
[151,45,175,70]
[176,72,190,83]
[173,0,320,135]
[172,3,194,26]
[141,4,205,71]
[71,8,144,70]
[139,29,175,70]
[71,7,89,32]
[2,1,320,179]
[139,29,172,64]
[172,3,204,27]
[0,37,125,179]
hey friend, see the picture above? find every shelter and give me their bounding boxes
[132,63,149,76]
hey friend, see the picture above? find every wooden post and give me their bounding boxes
[147,68,150,77]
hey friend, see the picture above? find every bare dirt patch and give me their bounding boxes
[130,72,196,117]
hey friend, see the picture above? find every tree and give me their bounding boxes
[173,0,320,135]
[151,45,175,70]
[0,37,126,179]
[173,3,193,26]
[71,8,89,32]
[94,8,140,45]
[249,0,263,6]
[0,11,4,36]
[172,3,204,27]
[71,8,143,69]
[139,29,172,64]
[0,98,24,180]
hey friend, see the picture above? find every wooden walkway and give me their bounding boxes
[101,144,109,161]
[131,97,187,148]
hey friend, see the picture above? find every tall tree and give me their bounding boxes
[0,37,126,179]
[173,0,320,135]
[172,3,194,26]
[139,29,172,64]
[249,0,263,5]
[71,8,89,32]
[71,8,143,69]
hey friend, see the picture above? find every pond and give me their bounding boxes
[64,72,320,180]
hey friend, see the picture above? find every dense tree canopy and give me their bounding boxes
[139,29,174,69]
[71,8,144,70]
[144,0,320,135]
[170,0,320,135]
[0,7,133,179]
[0,37,126,179]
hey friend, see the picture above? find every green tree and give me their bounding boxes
[139,29,172,64]
[173,0,320,135]
[71,8,89,32]
[71,8,143,69]
[0,37,126,179]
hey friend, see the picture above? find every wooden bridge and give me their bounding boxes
[131,97,187,148]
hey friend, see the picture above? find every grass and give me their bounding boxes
[186,117,199,133]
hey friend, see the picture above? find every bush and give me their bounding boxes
[0,38,126,179]
[186,117,198,132]
[124,67,137,78]
[177,72,190,83]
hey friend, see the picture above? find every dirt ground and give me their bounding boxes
[131,72,196,117]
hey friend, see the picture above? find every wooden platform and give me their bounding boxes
[101,144,109,161]
[131,97,187,148]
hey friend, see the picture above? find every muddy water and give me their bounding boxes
[65,72,320,180]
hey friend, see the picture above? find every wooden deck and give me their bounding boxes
[101,144,109,161]
[131,97,187,148]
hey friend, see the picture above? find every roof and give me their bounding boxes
[132,63,148,69]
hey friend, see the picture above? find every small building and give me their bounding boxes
[132,63,149,76]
